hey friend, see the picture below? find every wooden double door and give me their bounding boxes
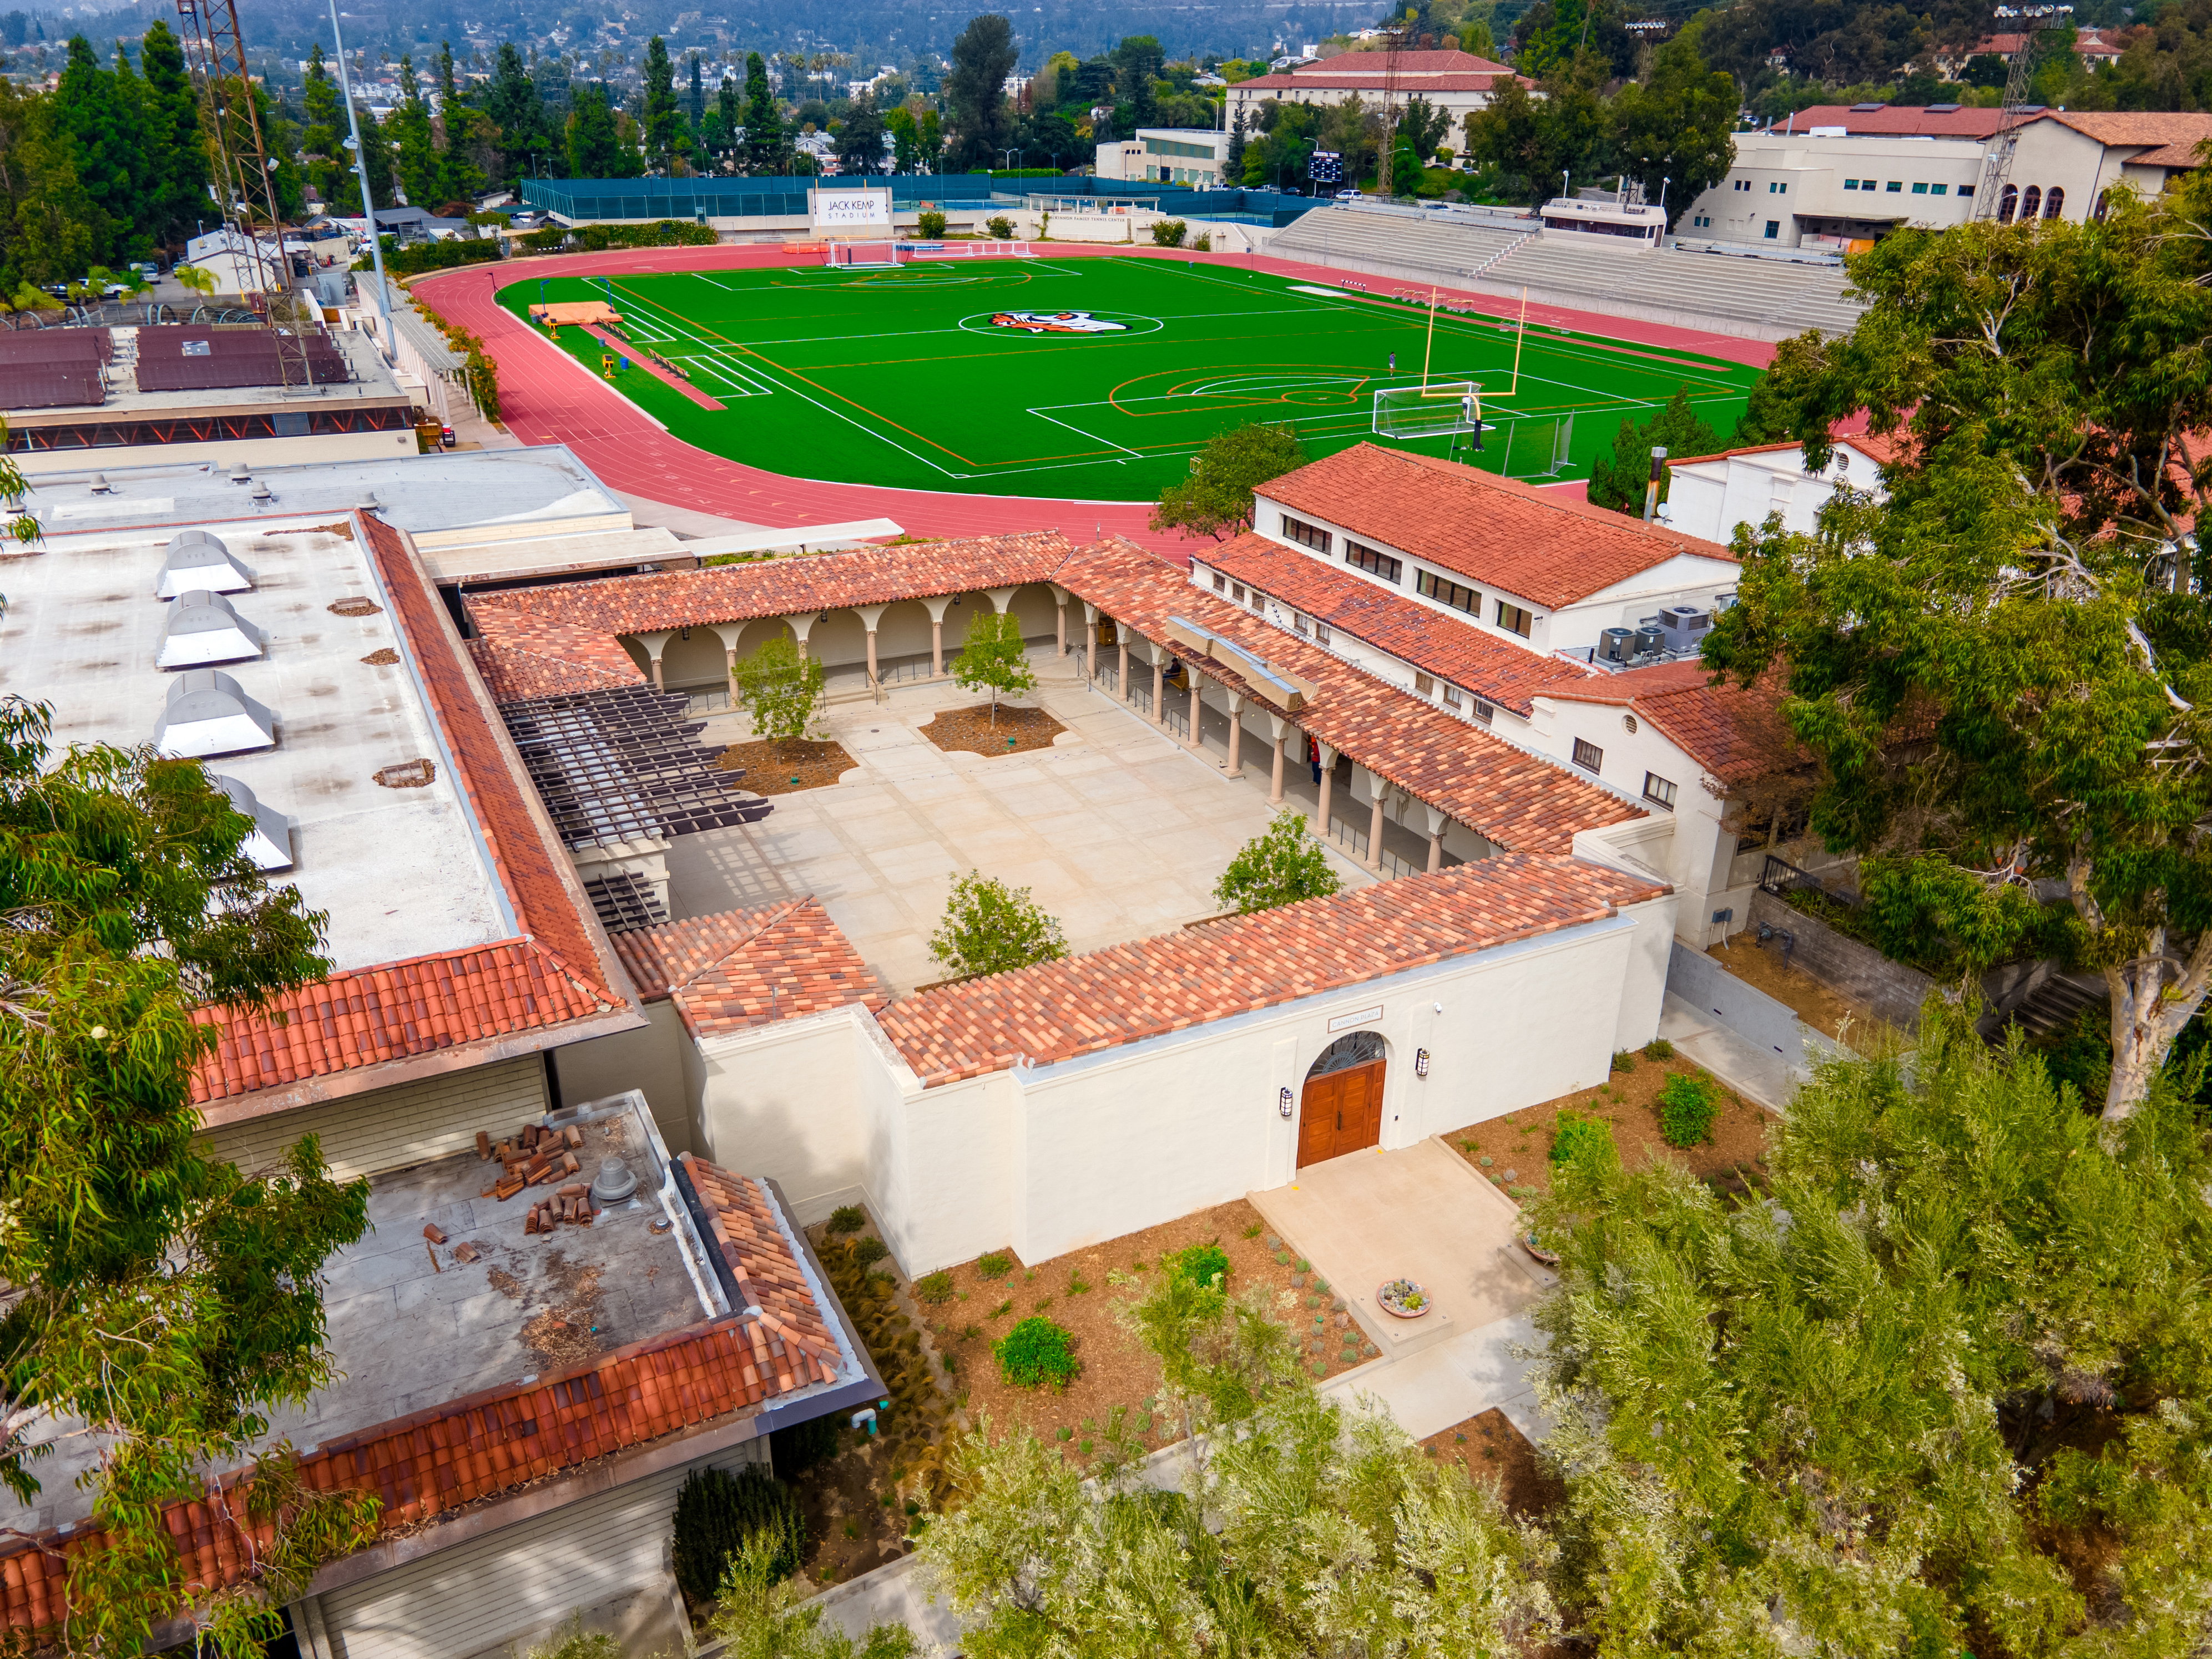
[1297,1059,1386,1169]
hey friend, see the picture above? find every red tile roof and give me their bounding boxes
[877,853,1666,1086]
[1238,69,1521,90]
[192,940,617,1102]
[0,1161,853,1640]
[2042,109,2212,168]
[1669,433,1903,472]
[613,902,890,1037]
[1538,661,1801,786]
[189,517,628,1105]
[1257,444,1737,611]
[1198,532,1597,716]
[1063,538,1643,852]
[1772,104,2008,138]
[681,1155,845,1375]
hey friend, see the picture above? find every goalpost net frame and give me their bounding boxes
[824,240,906,269]
[1372,380,1483,440]
[897,240,1036,259]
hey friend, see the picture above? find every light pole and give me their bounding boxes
[328,0,392,365]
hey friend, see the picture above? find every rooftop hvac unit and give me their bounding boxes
[210,773,294,871]
[1633,624,1666,659]
[1658,604,1712,654]
[155,589,266,669]
[153,669,277,758]
[155,530,255,599]
[1598,626,1635,666]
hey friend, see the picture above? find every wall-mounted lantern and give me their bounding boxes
[1415,1048,1431,1078]
[1278,1086,1294,1118]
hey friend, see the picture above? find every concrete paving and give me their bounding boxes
[1658,991,1801,1111]
[1321,1310,1554,1445]
[668,654,1372,994]
[1248,1137,1552,1363]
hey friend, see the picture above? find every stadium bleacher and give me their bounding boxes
[1268,202,1866,337]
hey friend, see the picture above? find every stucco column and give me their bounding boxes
[920,594,956,676]
[1081,602,1100,682]
[1183,672,1208,752]
[1224,691,1246,777]
[855,602,889,684]
[1423,802,1449,874]
[1314,741,1337,840]
[1152,650,1166,727]
[708,623,746,704]
[1267,715,1291,805]
[985,584,1018,613]
[1119,628,1131,699]
[786,613,817,662]
[1361,767,1388,873]
[1049,583,1070,655]
[635,630,672,692]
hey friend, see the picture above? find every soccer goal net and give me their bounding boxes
[907,240,1034,259]
[824,240,905,267]
[1372,381,1482,441]
[1488,412,1576,478]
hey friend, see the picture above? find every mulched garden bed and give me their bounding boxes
[908,1200,1376,1474]
[714,737,857,795]
[921,702,1066,757]
[1446,1047,1776,1205]
[1420,1407,1565,1523]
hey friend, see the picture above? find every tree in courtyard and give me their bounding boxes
[732,635,826,751]
[928,871,1067,979]
[1150,422,1306,542]
[1711,174,2212,1119]
[1214,808,1341,915]
[0,697,378,1656]
[949,608,1036,727]
[1523,1003,2212,1652]
[1584,386,1724,515]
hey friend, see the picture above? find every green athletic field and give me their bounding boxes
[497,255,1762,500]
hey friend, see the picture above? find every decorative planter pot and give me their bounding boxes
[1376,1277,1430,1319]
[1518,1231,1561,1268]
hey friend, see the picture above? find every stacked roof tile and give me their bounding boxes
[1199,532,1597,715]
[1257,443,1738,609]
[877,853,1668,1086]
[0,1162,853,1638]
[613,902,889,1036]
[1539,660,1802,786]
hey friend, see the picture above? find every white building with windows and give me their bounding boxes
[1663,432,1900,546]
[1226,48,1527,134]
[1095,127,1231,185]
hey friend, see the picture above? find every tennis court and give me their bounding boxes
[496,254,1762,502]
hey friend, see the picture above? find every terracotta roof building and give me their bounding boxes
[613,902,890,1036]
[1229,48,1526,133]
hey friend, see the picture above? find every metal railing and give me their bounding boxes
[1163,706,1190,740]
[1329,817,1370,862]
[1760,853,1859,906]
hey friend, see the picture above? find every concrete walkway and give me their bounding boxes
[1321,1309,1553,1445]
[1658,992,1800,1111]
[1248,1137,1552,1362]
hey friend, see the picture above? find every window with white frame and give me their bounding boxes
[1281,513,1332,553]
[1572,737,1603,773]
[1642,771,1678,809]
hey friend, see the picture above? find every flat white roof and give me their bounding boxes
[0,515,511,972]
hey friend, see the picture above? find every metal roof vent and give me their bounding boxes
[155,532,254,599]
[156,590,266,669]
[88,472,112,494]
[209,773,294,871]
[355,490,379,512]
[229,463,251,484]
[250,479,275,504]
[153,669,276,758]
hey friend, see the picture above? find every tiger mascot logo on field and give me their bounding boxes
[991,310,1128,334]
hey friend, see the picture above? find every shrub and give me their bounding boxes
[1190,231,1213,251]
[1658,1071,1720,1148]
[929,870,1068,978]
[993,1315,1079,1389]
[986,214,1016,237]
[1150,218,1189,247]
[1642,1037,1676,1060]
[521,1616,619,1659]
[917,209,947,239]
[669,1465,805,1602]
[1610,1049,1637,1073]
[854,1235,889,1266]
[1214,808,1341,914]
[976,1250,1014,1279]
[826,1205,867,1234]
[1166,1241,1230,1292]
[915,1269,955,1304]
[1550,1107,1612,1167]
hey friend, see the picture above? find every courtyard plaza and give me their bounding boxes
[668,649,1385,994]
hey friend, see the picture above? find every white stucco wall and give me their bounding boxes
[694,896,1674,1273]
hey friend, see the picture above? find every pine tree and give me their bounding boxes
[138,19,205,249]
[1585,387,1724,516]
[386,53,438,206]
[300,44,347,211]
[51,36,130,261]
[740,51,784,174]
[715,73,739,169]
[642,36,680,173]
[565,84,622,179]
[486,41,541,188]
[687,52,703,145]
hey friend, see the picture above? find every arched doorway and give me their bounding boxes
[1297,1032,1386,1168]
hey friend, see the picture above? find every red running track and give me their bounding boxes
[415,243,1777,565]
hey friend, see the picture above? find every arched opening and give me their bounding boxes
[2043,185,2064,219]
[2094,189,2111,222]
[1297,1031,1387,1168]
[1998,184,2018,224]
[2020,185,2043,221]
